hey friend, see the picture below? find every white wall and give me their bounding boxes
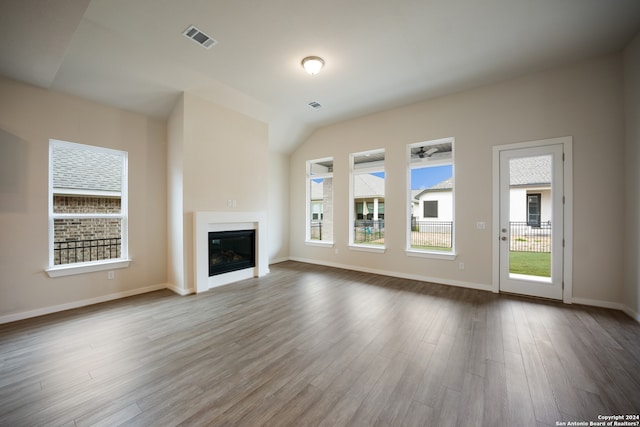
[290,54,625,305]
[0,77,167,321]
[166,92,269,294]
[624,32,640,320]
[268,151,290,263]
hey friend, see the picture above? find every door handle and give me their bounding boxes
[501,236,507,241]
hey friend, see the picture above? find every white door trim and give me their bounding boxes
[492,136,573,303]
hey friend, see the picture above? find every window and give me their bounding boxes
[47,140,129,276]
[423,200,438,218]
[350,149,385,250]
[408,138,455,255]
[527,193,541,227]
[306,157,333,244]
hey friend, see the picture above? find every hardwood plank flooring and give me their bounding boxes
[1,261,639,426]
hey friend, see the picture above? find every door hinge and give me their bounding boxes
[562,281,565,290]
[563,239,565,247]
[562,152,565,161]
[563,195,565,204]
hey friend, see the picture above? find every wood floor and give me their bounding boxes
[1,261,639,426]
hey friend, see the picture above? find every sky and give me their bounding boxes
[314,165,453,189]
[411,165,452,190]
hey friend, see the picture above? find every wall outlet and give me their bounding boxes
[459,262,465,270]
[476,221,486,230]
[335,248,339,254]
[107,271,115,280]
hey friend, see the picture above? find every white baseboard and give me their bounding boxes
[622,305,640,323]
[269,257,290,265]
[0,283,168,325]
[571,297,625,311]
[166,283,194,296]
[288,257,493,292]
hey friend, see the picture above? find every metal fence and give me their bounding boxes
[54,238,121,265]
[509,221,551,253]
[353,220,385,244]
[310,221,323,240]
[411,220,453,249]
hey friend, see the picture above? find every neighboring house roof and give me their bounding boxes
[52,144,122,192]
[311,173,386,201]
[509,156,551,186]
[415,177,453,198]
[354,173,384,199]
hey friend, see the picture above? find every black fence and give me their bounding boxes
[310,221,323,240]
[509,221,551,253]
[410,220,453,249]
[354,220,385,244]
[54,238,121,265]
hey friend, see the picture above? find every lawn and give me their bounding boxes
[509,251,551,277]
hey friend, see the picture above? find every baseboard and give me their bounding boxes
[288,257,492,292]
[166,283,195,296]
[622,305,640,323]
[269,257,290,265]
[0,283,168,325]
[570,297,625,311]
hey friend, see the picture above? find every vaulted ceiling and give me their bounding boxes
[1,0,639,153]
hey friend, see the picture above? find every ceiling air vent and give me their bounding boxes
[307,101,322,109]
[183,25,217,49]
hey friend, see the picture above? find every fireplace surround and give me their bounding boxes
[194,211,268,293]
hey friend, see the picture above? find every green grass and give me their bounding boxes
[509,251,551,277]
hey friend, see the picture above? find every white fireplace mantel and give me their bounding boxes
[194,211,269,293]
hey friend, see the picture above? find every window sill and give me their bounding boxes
[305,240,334,248]
[349,244,386,254]
[406,250,456,260]
[46,259,131,278]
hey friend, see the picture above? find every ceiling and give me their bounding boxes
[1,0,639,154]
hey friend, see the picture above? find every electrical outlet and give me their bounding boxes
[476,221,486,230]
[459,262,465,270]
[107,271,115,280]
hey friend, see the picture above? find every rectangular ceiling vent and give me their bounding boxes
[307,101,322,109]
[183,25,217,49]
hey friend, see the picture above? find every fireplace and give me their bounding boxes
[209,230,255,276]
[194,211,268,293]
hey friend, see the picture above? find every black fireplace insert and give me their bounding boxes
[208,229,256,276]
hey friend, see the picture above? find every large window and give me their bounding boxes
[350,149,385,249]
[408,138,454,254]
[306,157,333,244]
[48,140,129,276]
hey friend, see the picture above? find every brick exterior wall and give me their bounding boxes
[53,196,121,264]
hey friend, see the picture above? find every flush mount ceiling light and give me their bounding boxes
[301,56,325,75]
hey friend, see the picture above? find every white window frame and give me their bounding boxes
[406,137,456,260]
[305,157,334,247]
[349,149,386,253]
[46,139,130,277]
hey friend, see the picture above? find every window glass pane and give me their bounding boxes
[307,158,333,242]
[352,151,385,246]
[409,139,454,252]
[53,218,122,265]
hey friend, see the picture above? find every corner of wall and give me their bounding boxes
[623,32,640,319]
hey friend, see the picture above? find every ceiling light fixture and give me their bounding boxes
[301,56,325,75]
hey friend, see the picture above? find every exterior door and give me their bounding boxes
[498,143,564,300]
